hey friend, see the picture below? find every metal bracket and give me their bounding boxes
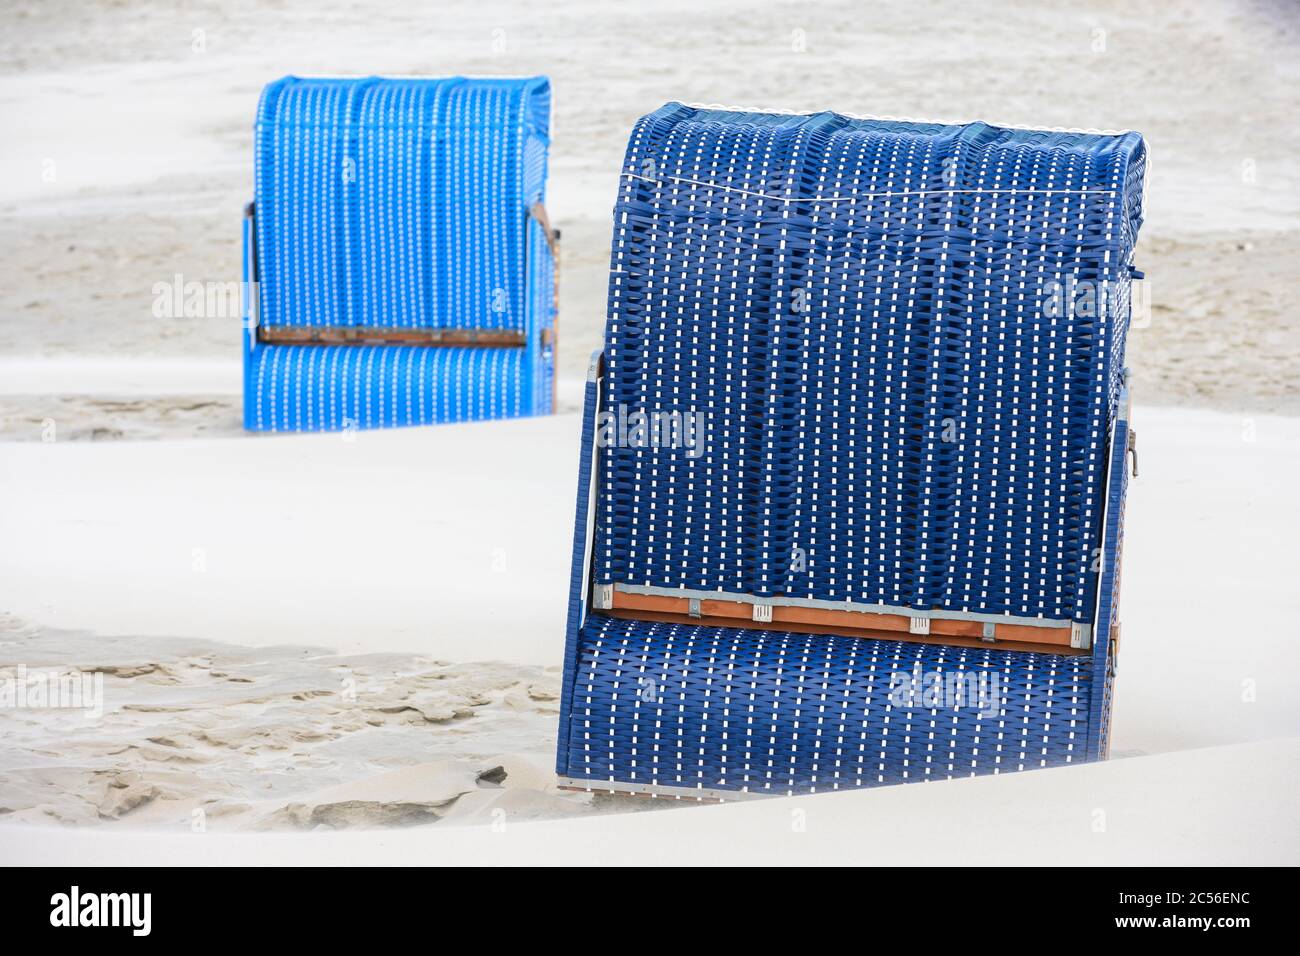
[593,584,613,610]
[688,598,701,619]
[1127,427,1139,478]
[1070,622,1092,650]
[243,200,260,343]
[909,616,931,636]
[981,622,996,642]
[752,603,773,623]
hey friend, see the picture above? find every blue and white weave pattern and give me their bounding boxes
[557,105,1144,796]
[597,104,1146,627]
[243,75,554,431]
[566,613,1092,794]
[246,344,526,431]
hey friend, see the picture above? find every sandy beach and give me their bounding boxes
[3,0,1299,424]
[1,0,1298,864]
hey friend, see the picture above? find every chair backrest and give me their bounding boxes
[594,104,1146,631]
[254,75,551,333]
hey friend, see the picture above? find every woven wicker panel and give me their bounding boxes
[246,76,554,431]
[246,343,526,431]
[565,612,1092,795]
[596,104,1146,625]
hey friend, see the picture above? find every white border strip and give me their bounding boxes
[557,776,782,802]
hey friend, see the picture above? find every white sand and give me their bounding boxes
[1,401,1298,860]
[1,0,1298,414]
[4,738,1296,865]
[0,407,577,662]
[0,615,590,831]
[1,0,1299,863]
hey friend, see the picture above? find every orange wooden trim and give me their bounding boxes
[258,326,527,348]
[609,590,1081,653]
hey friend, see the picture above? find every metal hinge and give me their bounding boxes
[592,584,613,610]
[1071,622,1092,650]
[1127,428,1139,478]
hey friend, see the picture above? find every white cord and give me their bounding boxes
[623,172,1117,205]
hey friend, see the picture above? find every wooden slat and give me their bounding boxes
[603,608,1089,657]
[609,590,1084,654]
[257,326,527,347]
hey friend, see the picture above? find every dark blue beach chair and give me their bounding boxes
[556,104,1145,798]
[242,76,556,431]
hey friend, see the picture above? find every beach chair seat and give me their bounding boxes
[242,76,556,431]
[556,104,1145,797]
[564,615,1094,796]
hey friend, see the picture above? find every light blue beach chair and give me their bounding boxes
[556,105,1145,798]
[242,76,556,431]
